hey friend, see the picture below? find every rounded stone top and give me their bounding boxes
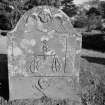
[9,6,77,36]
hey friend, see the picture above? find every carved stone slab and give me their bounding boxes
[8,6,82,102]
[0,35,7,54]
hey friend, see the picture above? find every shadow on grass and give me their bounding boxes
[0,54,9,101]
[82,56,105,65]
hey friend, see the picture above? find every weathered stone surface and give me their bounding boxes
[8,6,82,102]
[0,35,7,54]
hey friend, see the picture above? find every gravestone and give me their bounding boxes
[7,6,82,103]
[0,35,7,54]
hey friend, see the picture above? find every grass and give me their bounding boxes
[80,57,105,105]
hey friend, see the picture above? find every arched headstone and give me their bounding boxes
[8,6,82,102]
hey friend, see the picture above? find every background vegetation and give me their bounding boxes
[0,0,77,30]
[0,0,105,32]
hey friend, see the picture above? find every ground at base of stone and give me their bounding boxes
[0,96,81,105]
